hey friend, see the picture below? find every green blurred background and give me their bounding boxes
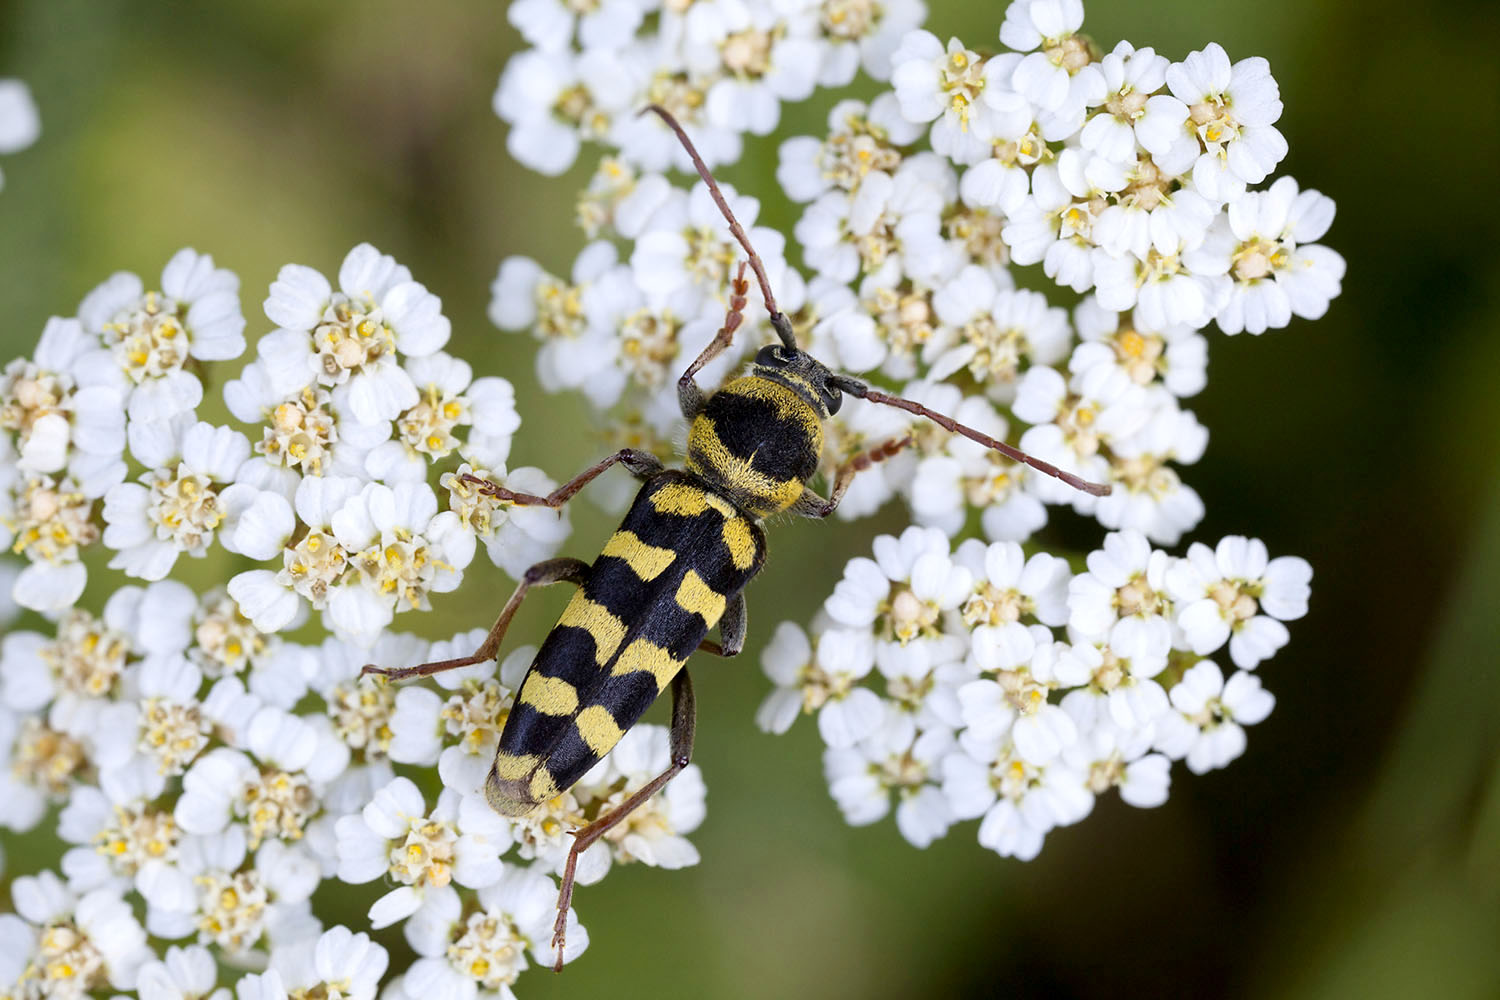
[2,0,1499,997]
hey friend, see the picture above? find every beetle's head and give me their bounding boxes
[750,342,843,418]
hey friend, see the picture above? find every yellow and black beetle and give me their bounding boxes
[364,105,1108,968]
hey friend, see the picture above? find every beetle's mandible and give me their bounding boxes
[362,104,1110,970]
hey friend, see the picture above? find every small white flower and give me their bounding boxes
[1057,630,1170,737]
[174,707,347,846]
[998,0,1092,114]
[364,354,520,481]
[136,944,230,1000]
[334,776,510,929]
[1003,149,1118,293]
[824,526,973,660]
[226,475,354,635]
[2,317,126,491]
[941,737,1090,860]
[442,463,570,580]
[955,538,1070,629]
[1,324,131,611]
[612,87,742,174]
[135,800,314,952]
[777,97,921,203]
[119,653,211,778]
[507,0,647,53]
[78,249,245,421]
[224,362,385,484]
[928,274,1070,397]
[187,588,287,685]
[268,926,388,1000]
[4,871,153,992]
[631,178,789,323]
[259,244,450,424]
[493,46,629,176]
[756,622,883,746]
[57,767,175,894]
[1166,535,1311,668]
[1013,362,1144,509]
[2,608,123,720]
[891,32,1002,163]
[1076,41,1170,164]
[0,707,80,828]
[1093,230,1230,333]
[817,0,927,85]
[401,863,586,993]
[1135,42,1287,203]
[888,383,1045,543]
[103,417,251,581]
[825,710,955,846]
[1185,176,1345,335]
[1062,715,1170,808]
[325,481,476,647]
[961,622,1083,763]
[1067,529,1175,648]
[1091,391,1208,545]
[490,248,631,408]
[696,2,822,137]
[1071,296,1207,397]
[1156,660,1274,773]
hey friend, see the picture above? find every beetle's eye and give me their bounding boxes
[755,345,791,367]
[822,382,843,415]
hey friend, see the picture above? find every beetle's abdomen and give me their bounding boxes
[684,376,823,518]
[486,471,766,816]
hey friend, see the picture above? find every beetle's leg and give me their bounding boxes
[792,434,916,519]
[360,558,590,680]
[460,449,663,508]
[678,262,748,419]
[694,592,745,657]
[550,668,697,971]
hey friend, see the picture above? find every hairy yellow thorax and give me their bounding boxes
[684,376,825,519]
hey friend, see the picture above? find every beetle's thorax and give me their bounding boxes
[685,374,824,519]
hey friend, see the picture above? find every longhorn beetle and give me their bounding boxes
[363,105,1110,970]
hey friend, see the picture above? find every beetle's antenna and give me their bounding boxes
[829,375,1114,496]
[640,104,798,350]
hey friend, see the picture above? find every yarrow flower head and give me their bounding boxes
[760,518,1311,858]
[79,249,246,422]
[492,0,927,176]
[258,244,450,425]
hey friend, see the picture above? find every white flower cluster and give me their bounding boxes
[0,243,571,645]
[494,0,926,175]
[0,580,709,996]
[0,239,713,998]
[778,5,1343,545]
[492,0,1343,547]
[0,78,40,191]
[759,526,1307,857]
